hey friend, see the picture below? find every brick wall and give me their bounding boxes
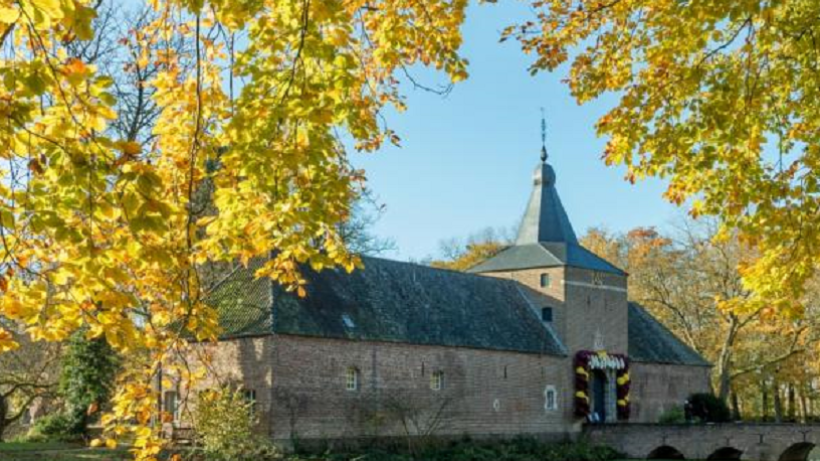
[585,423,820,461]
[563,267,628,355]
[186,335,711,442]
[186,336,276,435]
[192,335,575,442]
[629,362,712,423]
[481,267,629,355]
[481,267,567,345]
[267,335,573,441]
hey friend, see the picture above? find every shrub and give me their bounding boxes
[191,387,279,461]
[688,393,732,423]
[299,438,623,461]
[658,405,686,424]
[26,414,82,443]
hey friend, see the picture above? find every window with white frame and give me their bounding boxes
[430,371,444,391]
[544,385,558,411]
[345,367,359,391]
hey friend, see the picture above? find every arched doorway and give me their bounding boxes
[707,447,743,461]
[779,443,817,461]
[591,370,607,423]
[647,445,685,460]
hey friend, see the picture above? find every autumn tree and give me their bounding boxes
[0,324,60,441]
[0,0,468,457]
[338,191,397,256]
[428,226,511,271]
[510,0,820,315]
[580,222,819,410]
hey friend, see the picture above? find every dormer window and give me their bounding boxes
[540,273,551,288]
[342,314,355,328]
[541,307,553,323]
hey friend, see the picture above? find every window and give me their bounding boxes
[164,391,178,422]
[544,386,558,411]
[345,367,359,391]
[431,371,444,391]
[242,389,257,417]
[342,314,356,328]
[541,307,553,322]
[539,273,551,288]
[592,271,604,286]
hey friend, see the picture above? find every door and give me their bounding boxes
[592,370,607,423]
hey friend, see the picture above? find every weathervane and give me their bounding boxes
[540,107,548,163]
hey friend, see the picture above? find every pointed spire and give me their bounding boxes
[540,107,548,163]
[514,113,577,245]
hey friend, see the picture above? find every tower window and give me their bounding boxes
[345,367,359,391]
[540,273,551,288]
[541,307,553,323]
[431,371,444,391]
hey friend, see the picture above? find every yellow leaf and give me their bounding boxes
[30,0,63,19]
[117,141,142,156]
[0,6,20,23]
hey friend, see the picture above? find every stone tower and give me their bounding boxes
[468,153,629,356]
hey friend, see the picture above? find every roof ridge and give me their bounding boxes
[358,254,518,285]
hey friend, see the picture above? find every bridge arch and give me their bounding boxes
[779,443,816,461]
[648,445,685,460]
[707,447,743,461]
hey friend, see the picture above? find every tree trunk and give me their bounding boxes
[774,380,783,423]
[717,317,740,401]
[0,393,6,442]
[731,389,741,421]
[800,386,808,423]
[788,384,796,422]
[762,381,769,421]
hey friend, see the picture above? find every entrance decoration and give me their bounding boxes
[574,350,630,420]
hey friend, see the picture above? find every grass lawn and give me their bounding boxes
[0,442,130,461]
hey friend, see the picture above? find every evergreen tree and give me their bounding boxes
[58,332,120,437]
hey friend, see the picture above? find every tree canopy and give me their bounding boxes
[508,0,820,316]
[3,0,820,456]
[0,0,467,457]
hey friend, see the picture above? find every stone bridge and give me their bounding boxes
[583,423,820,461]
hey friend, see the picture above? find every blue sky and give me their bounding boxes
[349,1,682,261]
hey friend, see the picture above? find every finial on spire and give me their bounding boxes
[540,107,548,163]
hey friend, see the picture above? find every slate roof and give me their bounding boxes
[467,242,625,275]
[628,302,711,367]
[515,162,578,245]
[207,262,708,367]
[208,257,567,356]
[468,161,625,276]
[208,262,273,337]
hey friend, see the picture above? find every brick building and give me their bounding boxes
[192,150,711,443]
